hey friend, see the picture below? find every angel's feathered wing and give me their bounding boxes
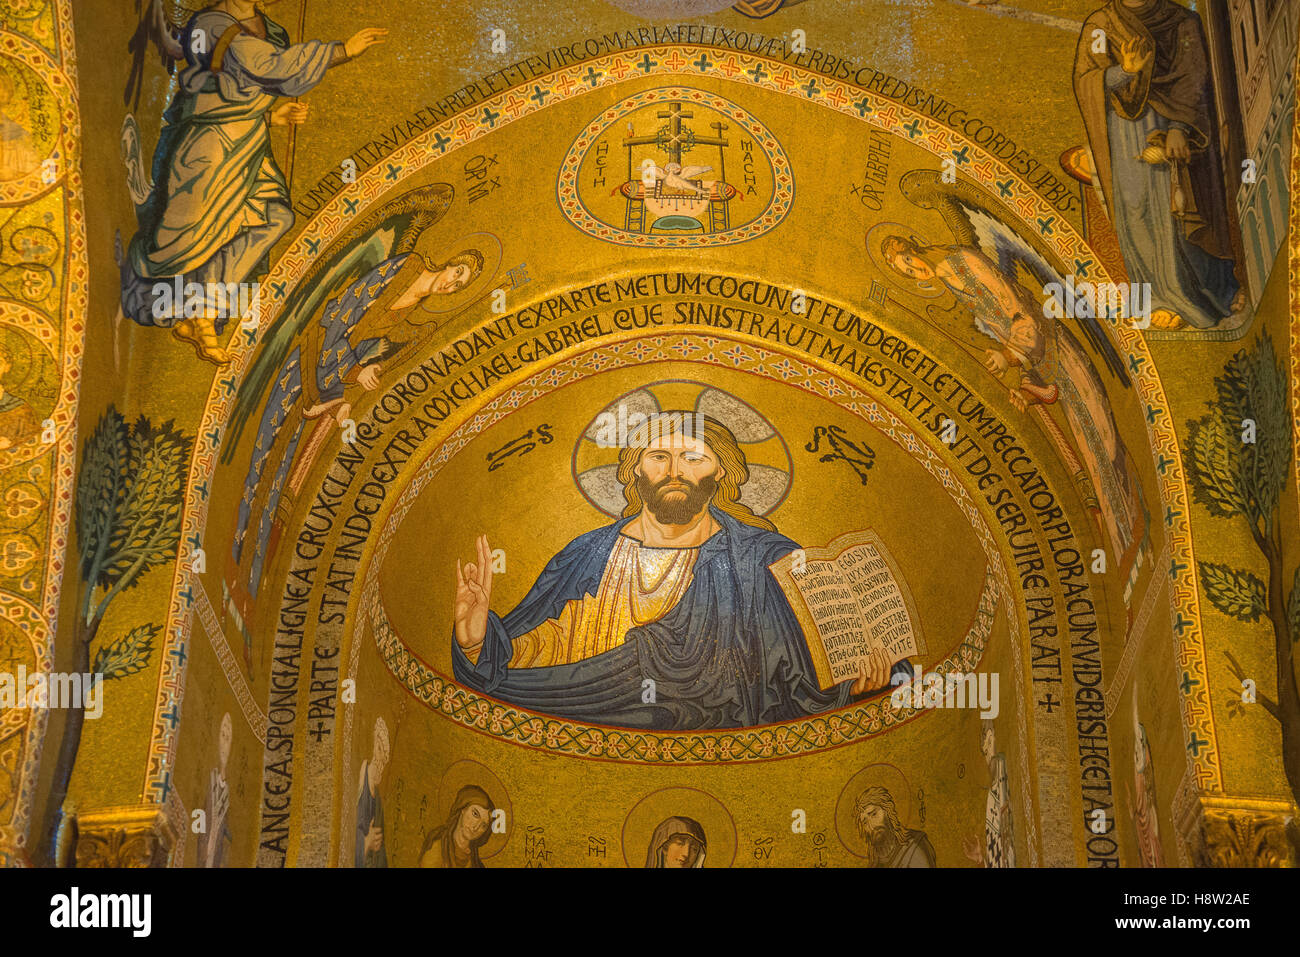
[900,170,1129,388]
[222,184,456,461]
[946,197,1128,388]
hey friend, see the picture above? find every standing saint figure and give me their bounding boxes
[118,0,387,364]
[452,413,911,730]
[645,817,707,868]
[1073,0,1242,328]
[418,785,495,868]
[855,786,936,868]
[963,719,1016,867]
[1128,693,1164,866]
[355,716,389,868]
[196,712,233,867]
[230,239,483,609]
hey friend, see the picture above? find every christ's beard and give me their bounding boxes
[639,473,717,526]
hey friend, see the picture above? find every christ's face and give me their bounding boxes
[663,835,697,867]
[635,433,723,526]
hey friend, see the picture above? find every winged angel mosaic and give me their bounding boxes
[222,184,500,623]
[873,172,1150,611]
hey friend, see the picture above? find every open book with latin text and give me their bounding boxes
[768,530,924,691]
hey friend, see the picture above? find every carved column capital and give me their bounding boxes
[74,805,175,868]
[1177,795,1297,868]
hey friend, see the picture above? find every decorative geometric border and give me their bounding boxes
[0,594,50,862]
[556,84,793,247]
[0,31,70,207]
[192,585,266,744]
[1,0,88,861]
[1104,542,1170,721]
[1292,38,1300,555]
[144,42,1213,815]
[0,594,48,744]
[0,302,67,471]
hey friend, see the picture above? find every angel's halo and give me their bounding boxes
[865,220,947,301]
[414,231,503,316]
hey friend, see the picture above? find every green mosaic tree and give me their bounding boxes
[1184,331,1299,835]
[35,406,188,866]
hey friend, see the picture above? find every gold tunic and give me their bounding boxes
[506,534,699,668]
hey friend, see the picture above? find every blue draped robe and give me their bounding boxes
[452,507,912,730]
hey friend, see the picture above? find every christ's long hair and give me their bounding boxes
[615,412,774,531]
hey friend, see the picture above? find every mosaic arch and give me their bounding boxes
[6,0,1300,874]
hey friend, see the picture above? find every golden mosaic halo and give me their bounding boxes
[434,759,512,861]
[573,380,792,518]
[865,220,947,301]
[834,762,917,859]
[414,230,503,316]
[621,786,736,867]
